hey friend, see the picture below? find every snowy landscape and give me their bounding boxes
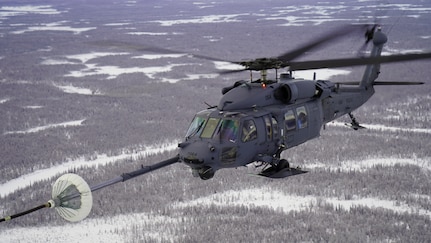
[0,0,430,242]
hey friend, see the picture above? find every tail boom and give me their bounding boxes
[360,28,388,89]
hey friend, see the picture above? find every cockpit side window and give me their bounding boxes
[185,116,206,139]
[219,119,239,142]
[242,119,257,142]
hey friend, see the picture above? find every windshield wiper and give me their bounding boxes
[186,120,205,140]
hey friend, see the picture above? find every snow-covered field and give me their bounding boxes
[3,119,85,135]
[328,121,431,135]
[3,185,430,242]
[0,141,178,197]
[0,0,430,242]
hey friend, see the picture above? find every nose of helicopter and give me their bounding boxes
[178,141,216,165]
[178,141,218,179]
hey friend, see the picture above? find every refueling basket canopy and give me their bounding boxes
[51,173,93,222]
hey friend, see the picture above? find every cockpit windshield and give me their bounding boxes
[201,118,220,138]
[185,116,206,139]
[185,114,241,143]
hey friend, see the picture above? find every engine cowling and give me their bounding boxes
[274,80,316,104]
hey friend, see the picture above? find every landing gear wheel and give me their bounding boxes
[277,159,290,170]
[199,166,215,180]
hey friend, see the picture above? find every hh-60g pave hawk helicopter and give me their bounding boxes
[2,25,431,223]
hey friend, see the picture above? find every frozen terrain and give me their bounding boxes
[0,0,430,242]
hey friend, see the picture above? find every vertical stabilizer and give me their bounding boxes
[360,28,388,88]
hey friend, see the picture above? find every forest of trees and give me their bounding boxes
[0,0,430,242]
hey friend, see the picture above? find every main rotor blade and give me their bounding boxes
[373,81,425,85]
[277,24,367,62]
[89,40,236,63]
[217,69,247,75]
[88,40,182,54]
[337,81,424,86]
[288,52,431,71]
[216,24,368,72]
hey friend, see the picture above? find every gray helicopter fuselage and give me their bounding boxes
[178,29,388,179]
[178,75,374,178]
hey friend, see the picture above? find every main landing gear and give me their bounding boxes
[345,113,366,130]
[258,159,307,179]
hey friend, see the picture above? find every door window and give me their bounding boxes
[264,116,272,140]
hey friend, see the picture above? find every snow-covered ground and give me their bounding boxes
[0,98,10,104]
[3,185,430,243]
[328,121,431,134]
[42,51,214,82]
[1,0,430,241]
[3,119,86,135]
[0,5,62,18]
[305,157,431,173]
[0,141,178,197]
[150,14,246,26]
[54,84,100,95]
[175,187,431,218]
[2,210,181,243]
[11,23,96,35]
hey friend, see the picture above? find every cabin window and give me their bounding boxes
[296,106,308,129]
[242,119,257,142]
[201,118,220,138]
[285,110,296,131]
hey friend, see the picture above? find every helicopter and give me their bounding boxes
[1,25,431,223]
[177,25,429,180]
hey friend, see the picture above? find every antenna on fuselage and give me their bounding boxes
[260,70,267,82]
